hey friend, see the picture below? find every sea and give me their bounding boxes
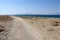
[15,15,60,18]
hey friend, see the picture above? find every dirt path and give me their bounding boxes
[9,16,42,40]
[10,16,60,40]
[0,16,60,40]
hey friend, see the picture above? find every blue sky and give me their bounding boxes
[0,0,60,15]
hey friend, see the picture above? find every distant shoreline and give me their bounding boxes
[14,15,60,18]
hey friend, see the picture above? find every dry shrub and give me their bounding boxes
[0,16,13,21]
[51,21,59,26]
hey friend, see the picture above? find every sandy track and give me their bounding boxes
[0,16,60,40]
[11,16,60,40]
[10,16,42,40]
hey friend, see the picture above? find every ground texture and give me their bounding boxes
[0,16,60,40]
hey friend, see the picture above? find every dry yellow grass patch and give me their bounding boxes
[0,16,13,21]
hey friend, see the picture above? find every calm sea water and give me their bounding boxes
[15,15,60,18]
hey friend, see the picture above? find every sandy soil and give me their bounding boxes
[22,17,60,40]
[0,16,60,40]
[23,17,60,26]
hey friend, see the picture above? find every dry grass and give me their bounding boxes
[0,16,13,21]
[21,17,60,27]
